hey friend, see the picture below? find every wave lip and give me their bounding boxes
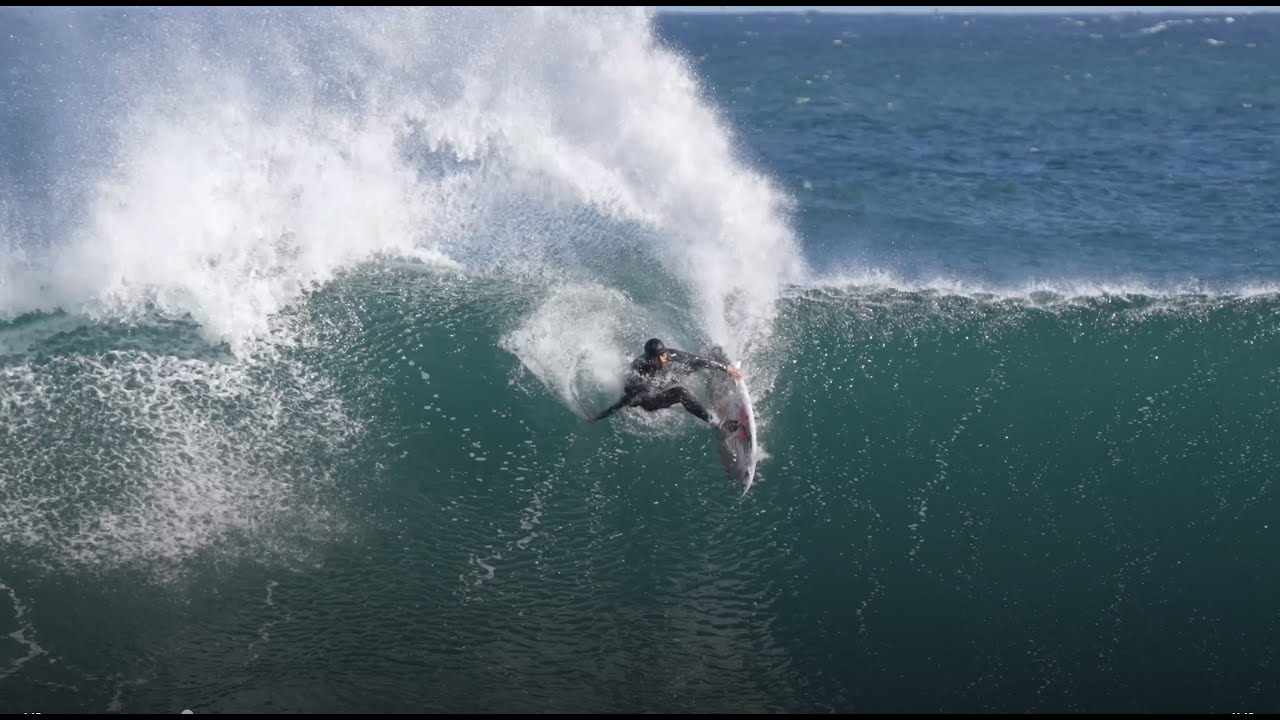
[805,269,1280,303]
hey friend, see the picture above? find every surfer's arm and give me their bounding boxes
[669,350,742,378]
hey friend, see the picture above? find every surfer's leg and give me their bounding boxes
[638,387,712,423]
[591,393,632,422]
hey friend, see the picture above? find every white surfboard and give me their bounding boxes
[705,349,760,494]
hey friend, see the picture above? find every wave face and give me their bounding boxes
[3,7,1280,714]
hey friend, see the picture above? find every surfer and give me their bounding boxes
[590,338,743,431]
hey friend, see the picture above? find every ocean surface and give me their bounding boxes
[2,7,1278,712]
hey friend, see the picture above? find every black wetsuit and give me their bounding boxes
[592,349,731,423]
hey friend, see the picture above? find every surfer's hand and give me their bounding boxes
[727,366,744,380]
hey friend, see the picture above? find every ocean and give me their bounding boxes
[1,6,1278,712]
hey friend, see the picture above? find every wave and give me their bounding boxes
[0,7,801,574]
[0,7,801,360]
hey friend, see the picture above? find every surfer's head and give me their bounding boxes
[644,338,669,364]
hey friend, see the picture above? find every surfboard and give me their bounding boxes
[565,351,592,421]
[705,347,760,494]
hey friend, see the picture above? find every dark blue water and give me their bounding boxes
[664,11,1280,289]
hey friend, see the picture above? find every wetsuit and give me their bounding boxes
[592,349,732,423]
